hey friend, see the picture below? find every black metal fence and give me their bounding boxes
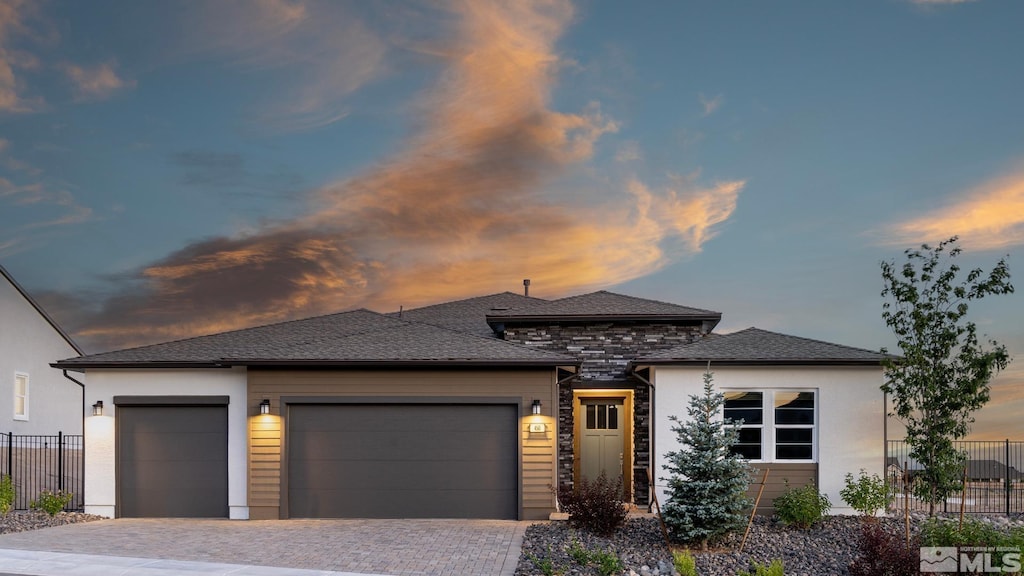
[0,433,84,511]
[887,439,1024,515]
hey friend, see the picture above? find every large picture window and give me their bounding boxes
[724,390,816,462]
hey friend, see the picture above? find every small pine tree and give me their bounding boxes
[661,369,752,550]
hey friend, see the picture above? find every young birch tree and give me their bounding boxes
[881,236,1013,515]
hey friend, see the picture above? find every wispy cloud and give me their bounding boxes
[60,0,743,352]
[0,0,43,113]
[615,140,641,163]
[62,61,135,101]
[876,168,1024,250]
[181,0,386,132]
[699,92,723,117]
[0,142,93,255]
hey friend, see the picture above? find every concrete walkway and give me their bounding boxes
[0,519,531,576]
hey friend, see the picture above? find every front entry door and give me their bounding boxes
[580,398,625,484]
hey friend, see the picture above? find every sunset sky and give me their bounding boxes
[1,0,1021,439]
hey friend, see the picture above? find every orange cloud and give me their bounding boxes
[60,0,744,352]
[878,169,1024,250]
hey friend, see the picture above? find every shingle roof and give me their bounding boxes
[52,309,576,369]
[485,291,721,325]
[393,292,548,335]
[635,327,888,365]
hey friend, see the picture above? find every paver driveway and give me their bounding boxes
[0,518,529,576]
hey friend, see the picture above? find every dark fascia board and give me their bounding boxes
[51,361,232,370]
[227,358,579,368]
[486,313,722,326]
[52,358,581,370]
[1,264,84,356]
[631,358,886,367]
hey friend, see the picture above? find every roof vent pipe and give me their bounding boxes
[523,279,530,297]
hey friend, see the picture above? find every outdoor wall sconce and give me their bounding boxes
[532,399,542,415]
[259,399,271,415]
[92,401,103,416]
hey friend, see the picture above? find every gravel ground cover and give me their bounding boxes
[516,514,1024,576]
[0,511,104,535]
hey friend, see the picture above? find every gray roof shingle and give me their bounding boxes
[635,327,888,365]
[485,291,720,325]
[392,292,547,335]
[53,309,576,369]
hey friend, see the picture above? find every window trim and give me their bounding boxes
[724,388,817,464]
[13,371,29,421]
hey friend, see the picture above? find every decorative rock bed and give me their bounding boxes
[516,514,1024,576]
[0,510,105,535]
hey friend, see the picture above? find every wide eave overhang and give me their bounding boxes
[52,358,580,371]
[630,358,886,368]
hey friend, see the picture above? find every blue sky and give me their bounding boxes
[1,0,1021,438]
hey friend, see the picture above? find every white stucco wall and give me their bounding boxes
[0,275,82,435]
[652,365,886,515]
[82,368,249,519]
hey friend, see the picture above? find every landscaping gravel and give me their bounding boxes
[515,514,1024,576]
[0,510,104,535]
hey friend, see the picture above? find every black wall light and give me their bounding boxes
[92,400,103,416]
[532,399,541,415]
[259,399,271,415]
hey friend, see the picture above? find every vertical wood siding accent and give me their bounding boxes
[247,369,559,520]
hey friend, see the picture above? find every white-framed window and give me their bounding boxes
[723,389,816,462]
[13,372,29,421]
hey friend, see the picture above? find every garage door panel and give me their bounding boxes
[125,433,228,461]
[290,429,512,461]
[290,459,517,491]
[117,405,227,518]
[288,488,516,519]
[288,403,517,519]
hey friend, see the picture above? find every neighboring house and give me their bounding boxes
[634,327,889,515]
[966,460,1024,483]
[54,290,888,520]
[0,264,83,435]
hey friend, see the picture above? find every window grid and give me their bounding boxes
[724,389,816,463]
[13,372,28,421]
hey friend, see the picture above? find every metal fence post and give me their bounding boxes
[1007,438,1012,516]
[57,432,64,493]
[5,432,10,482]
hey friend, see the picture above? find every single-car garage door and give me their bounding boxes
[287,403,517,519]
[116,398,228,518]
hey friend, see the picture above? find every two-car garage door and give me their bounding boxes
[286,403,518,519]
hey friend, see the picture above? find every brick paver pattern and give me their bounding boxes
[0,518,527,576]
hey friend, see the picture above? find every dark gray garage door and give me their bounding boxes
[287,403,517,519]
[117,404,228,518]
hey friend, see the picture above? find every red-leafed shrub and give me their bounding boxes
[848,522,920,576]
[557,473,629,536]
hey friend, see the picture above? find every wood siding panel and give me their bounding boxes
[246,369,559,520]
[747,463,818,515]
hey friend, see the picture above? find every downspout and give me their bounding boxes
[631,365,655,512]
[61,370,85,512]
[61,370,85,431]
